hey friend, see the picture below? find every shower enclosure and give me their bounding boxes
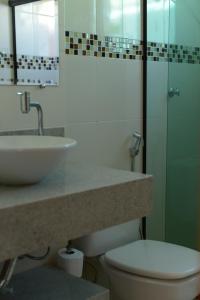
[147,0,200,249]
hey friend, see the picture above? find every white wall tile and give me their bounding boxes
[96,58,142,122]
[96,58,126,122]
[67,122,98,163]
[0,1,13,53]
[64,56,97,124]
[123,0,141,40]
[65,0,96,33]
[15,1,59,57]
[95,121,131,169]
[66,118,143,173]
[95,119,142,171]
[124,60,143,120]
[96,0,123,36]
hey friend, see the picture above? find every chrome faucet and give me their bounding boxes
[17,91,44,136]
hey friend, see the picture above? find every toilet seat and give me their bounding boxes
[105,240,200,280]
[101,255,200,300]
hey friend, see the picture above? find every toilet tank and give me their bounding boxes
[72,220,140,257]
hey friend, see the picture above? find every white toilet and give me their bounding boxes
[73,220,200,300]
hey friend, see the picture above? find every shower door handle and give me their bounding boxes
[168,88,180,98]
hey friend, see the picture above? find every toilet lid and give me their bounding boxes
[105,240,200,280]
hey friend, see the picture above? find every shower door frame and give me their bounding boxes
[142,0,148,239]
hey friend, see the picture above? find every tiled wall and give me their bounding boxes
[64,0,143,172]
[0,0,143,172]
[65,0,141,40]
[0,0,199,254]
[0,54,59,85]
[65,30,200,65]
[63,20,200,239]
[0,0,190,245]
[2,0,200,244]
[0,0,66,132]
[65,31,143,60]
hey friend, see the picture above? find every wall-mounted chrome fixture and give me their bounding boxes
[168,87,180,98]
[17,91,44,136]
[129,132,143,172]
[39,84,46,89]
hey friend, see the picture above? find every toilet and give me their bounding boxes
[73,220,200,300]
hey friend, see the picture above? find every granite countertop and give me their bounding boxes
[0,161,153,262]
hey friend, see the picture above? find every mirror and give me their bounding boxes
[0,1,13,85]
[14,0,59,86]
[0,0,59,86]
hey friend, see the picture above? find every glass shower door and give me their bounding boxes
[165,0,200,249]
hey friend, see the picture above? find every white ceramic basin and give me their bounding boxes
[0,136,77,185]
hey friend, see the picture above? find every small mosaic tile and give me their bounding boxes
[0,53,59,71]
[65,30,200,65]
[65,30,143,61]
[0,52,59,85]
[147,41,200,64]
[16,55,59,71]
[0,53,14,69]
[0,53,14,84]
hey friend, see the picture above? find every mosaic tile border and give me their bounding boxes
[65,31,200,65]
[0,53,14,69]
[0,53,59,84]
[17,55,59,71]
[1,32,200,85]
[65,31,143,61]
[0,53,59,71]
[148,42,200,64]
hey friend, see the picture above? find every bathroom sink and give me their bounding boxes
[0,136,77,185]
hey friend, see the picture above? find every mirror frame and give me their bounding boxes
[9,0,40,5]
[8,0,58,85]
[8,0,40,84]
